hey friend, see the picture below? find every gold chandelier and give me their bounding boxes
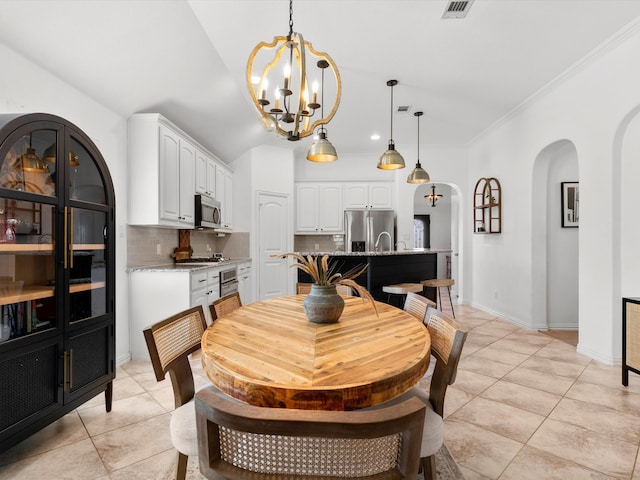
[246,0,341,148]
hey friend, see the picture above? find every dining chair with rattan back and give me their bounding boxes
[143,305,209,480]
[296,282,312,294]
[209,291,242,322]
[368,306,467,480]
[403,291,436,322]
[297,282,353,296]
[195,386,426,479]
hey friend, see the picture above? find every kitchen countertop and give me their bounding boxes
[294,249,451,256]
[127,257,251,273]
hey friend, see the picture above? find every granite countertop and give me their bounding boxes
[294,249,451,257]
[127,257,251,273]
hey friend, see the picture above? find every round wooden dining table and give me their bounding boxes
[200,294,431,410]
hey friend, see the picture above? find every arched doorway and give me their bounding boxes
[413,183,464,303]
[531,140,579,330]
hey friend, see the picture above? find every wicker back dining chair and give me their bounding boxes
[367,306,467,480]
[143,305,209,480]
[195,386,426,479]
[209,291,242,322]
[296,282,353,296]
[403,291,436,322]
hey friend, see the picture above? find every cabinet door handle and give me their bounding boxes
[69,349,73,390]
[63,207,68,269]
[62,350,68,388]
[69,208,74,269]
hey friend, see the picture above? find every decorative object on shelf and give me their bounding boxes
[16,134,48,173]
[247,0,341,142]
[306,60,338,162]
[377,80,405,170]
[407,111,430,183]
[561,181,579,228]
[473,177,501,233]
[43,143,80,166]
[277,253,376,323]
[425,184,443,207]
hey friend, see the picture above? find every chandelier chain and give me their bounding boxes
[289,0,294,37]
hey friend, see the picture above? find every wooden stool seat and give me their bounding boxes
[421,278,455,317]
[382,283,423,307]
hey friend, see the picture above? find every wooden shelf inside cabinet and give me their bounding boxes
[73,244,105,251]
[0,282,106,305]
[0,244,54,252]
[473,177,502,234]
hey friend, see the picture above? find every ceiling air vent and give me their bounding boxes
[442,0,474,19]
[397,105,411,113]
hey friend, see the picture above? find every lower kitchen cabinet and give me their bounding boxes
[129,266,221,361]
[238,261,253,304]
[0,113,116,452]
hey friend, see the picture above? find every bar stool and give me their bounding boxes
[421,278,455,318]
[382,283,423,308]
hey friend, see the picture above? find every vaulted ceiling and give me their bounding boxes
[1,1,640,162]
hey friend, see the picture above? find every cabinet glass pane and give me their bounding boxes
[69,137,106,204]
[0,200,56,341]
[69,208,106,323]
[0,129,57,197]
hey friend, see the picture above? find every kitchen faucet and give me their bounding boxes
[374,231,392,252]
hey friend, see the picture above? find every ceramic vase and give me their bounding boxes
[303,284,345,324]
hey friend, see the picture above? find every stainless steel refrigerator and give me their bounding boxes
[344,209,395,252]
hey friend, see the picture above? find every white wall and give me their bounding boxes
[468,21,640,363]
[0,44,130,364]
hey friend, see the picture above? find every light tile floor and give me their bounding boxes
[1,304,639,479]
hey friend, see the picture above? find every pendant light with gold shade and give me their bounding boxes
[407,111,430,183]
[306,60,338,162]
[377,80,405,170]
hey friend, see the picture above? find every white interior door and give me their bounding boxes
[257,192,290,300]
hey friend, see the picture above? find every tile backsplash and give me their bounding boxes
[294,234,345,253]
[127,226,250,267]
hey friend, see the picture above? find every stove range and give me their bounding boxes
[176,253,229,264]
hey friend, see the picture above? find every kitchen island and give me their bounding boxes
[295,250,449,305]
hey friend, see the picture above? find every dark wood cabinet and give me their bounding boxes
[0,113,115,452]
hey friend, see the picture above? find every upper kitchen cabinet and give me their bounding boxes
[128,114,195,228]
[215,163,232,231]
[0,113,115,451]
[195,148,217,199]
[296,183,343,234]
[343,182,394,209]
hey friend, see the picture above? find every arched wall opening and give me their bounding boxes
[613,105,640,357]
[532,139,579,330]
[413,182,464,303]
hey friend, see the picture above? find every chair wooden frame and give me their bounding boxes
[420,306,468,478]
[195,387,426,479]
[403,291,436,322]
[209,291,242,322]
[144,305,208,480]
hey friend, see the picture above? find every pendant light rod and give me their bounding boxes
[406,110,430,183]
[377,79,405,170]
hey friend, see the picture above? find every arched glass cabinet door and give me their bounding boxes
[0,122,60,340]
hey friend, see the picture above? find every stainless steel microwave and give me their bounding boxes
[194,194,221,229]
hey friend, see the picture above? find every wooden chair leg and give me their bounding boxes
[421,455,437,480]
[176,452,188,480]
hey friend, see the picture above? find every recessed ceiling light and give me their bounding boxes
[370,134,380,140]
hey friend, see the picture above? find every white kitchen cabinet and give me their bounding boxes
[343,182,394,209]
[130,266,221,360]
[295,183,343,233]
[128,113,195,227]
[216,163,233,230]
[237,261,253,304]
[195,148,217,198]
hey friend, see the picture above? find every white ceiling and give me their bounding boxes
[2,0,640,162]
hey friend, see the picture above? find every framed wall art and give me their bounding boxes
[561,181,579,228]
